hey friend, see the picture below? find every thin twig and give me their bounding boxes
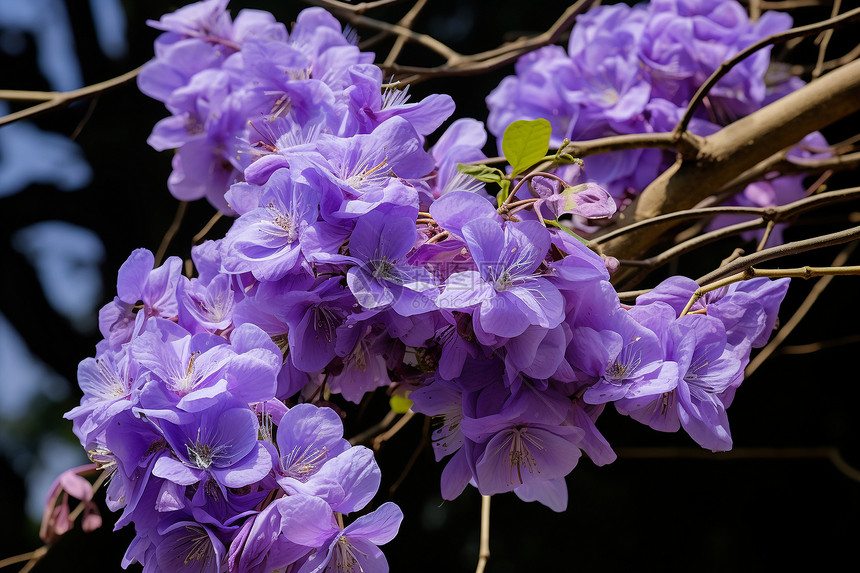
[0,66,142,128]
[304,0,410,15]
[7,547,48,573]
[681,263,860,316]
[0,547,47,570]
[812,0,842,79]
[154,202,188,267]
[749,0,761,21]
[792,41,860,75]
[4,468,111,572]
[615,217,764,270]
[388,416,430,498]
[383,0,428,67]
[373,410,415,450]
[696,224,860,285]
[592,187,860,246]
[676,6,860,135]
[191,211,224,245]
[475,495,491,573]
[780,333,860,354]
[745,241,858,377]
[756,220,777,251]
[69,95,99,141]
[616,446,860,482]
[349,410,398,446]
[354,0,597,83]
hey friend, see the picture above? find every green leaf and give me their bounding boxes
[456,163,504,183]
[497,179,511,207]
[389,394,413,414]
[543,219,590,245]
[502,118,552,177]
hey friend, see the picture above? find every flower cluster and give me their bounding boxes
[65,0,795,571]
[67,249,402,572]
[486,0,828,243]
[137,0,459,213]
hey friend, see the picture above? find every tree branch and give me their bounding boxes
[676,6,860,135]
[745,241,858,377]
[0,66,142,128]
[333,0,597,84]
[696,223,860,285]
[601,56,860,269]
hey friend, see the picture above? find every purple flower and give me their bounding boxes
[426,118,489,200]
[570,307,679,405]
[345,208,438,316]
[274,404,381,514]
[98,249,182,348]
[438,218,563,341]
[65,345,139,444]
[153,398,271,490]
[460,385,584,510]
[635,275,789,348]
[177,273,235,334]
[294,502,404,573]
[280,277,358,373]
[618,312,743,451]
[345,64,455,136]
[221,168,323,281]
[133,318,279,416]
[326,323,393,404]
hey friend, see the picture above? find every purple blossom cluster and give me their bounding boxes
[67,249,401,572]
[486,0,829,243]
[137,0,460,213]
[64,0,797,570]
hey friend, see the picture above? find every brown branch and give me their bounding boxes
[601,56,860,271]
[676,6,860,136]
[696,223,860,286]
[811,0,842,79]
[382,0,428,67]
[745,241,858,377]
[474,131,695,167]
[0,547,47,570]
[593,187,860,247]
[0,66,142,128]
[342,0,597,83]
[681,263,860,316]
[756,0,831,8]
[475,495,492,573]
[565,131,699,159]
[191,211,224,245]
[780,333,860,354]
[615,188,860,278]
[714,147,860,201]
[348,410,397,446]
[616,218,764,270]
[372,410,414,450]
[304,0,410,15]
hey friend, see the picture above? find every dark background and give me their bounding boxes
[1,0,859,571]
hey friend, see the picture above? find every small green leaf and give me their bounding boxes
[457,163,504,183]
[502,119,552,177]
[390,394,413,414]
[497,179,511,207]
[544,219,590,245]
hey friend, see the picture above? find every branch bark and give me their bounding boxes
[601,56,860,268]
